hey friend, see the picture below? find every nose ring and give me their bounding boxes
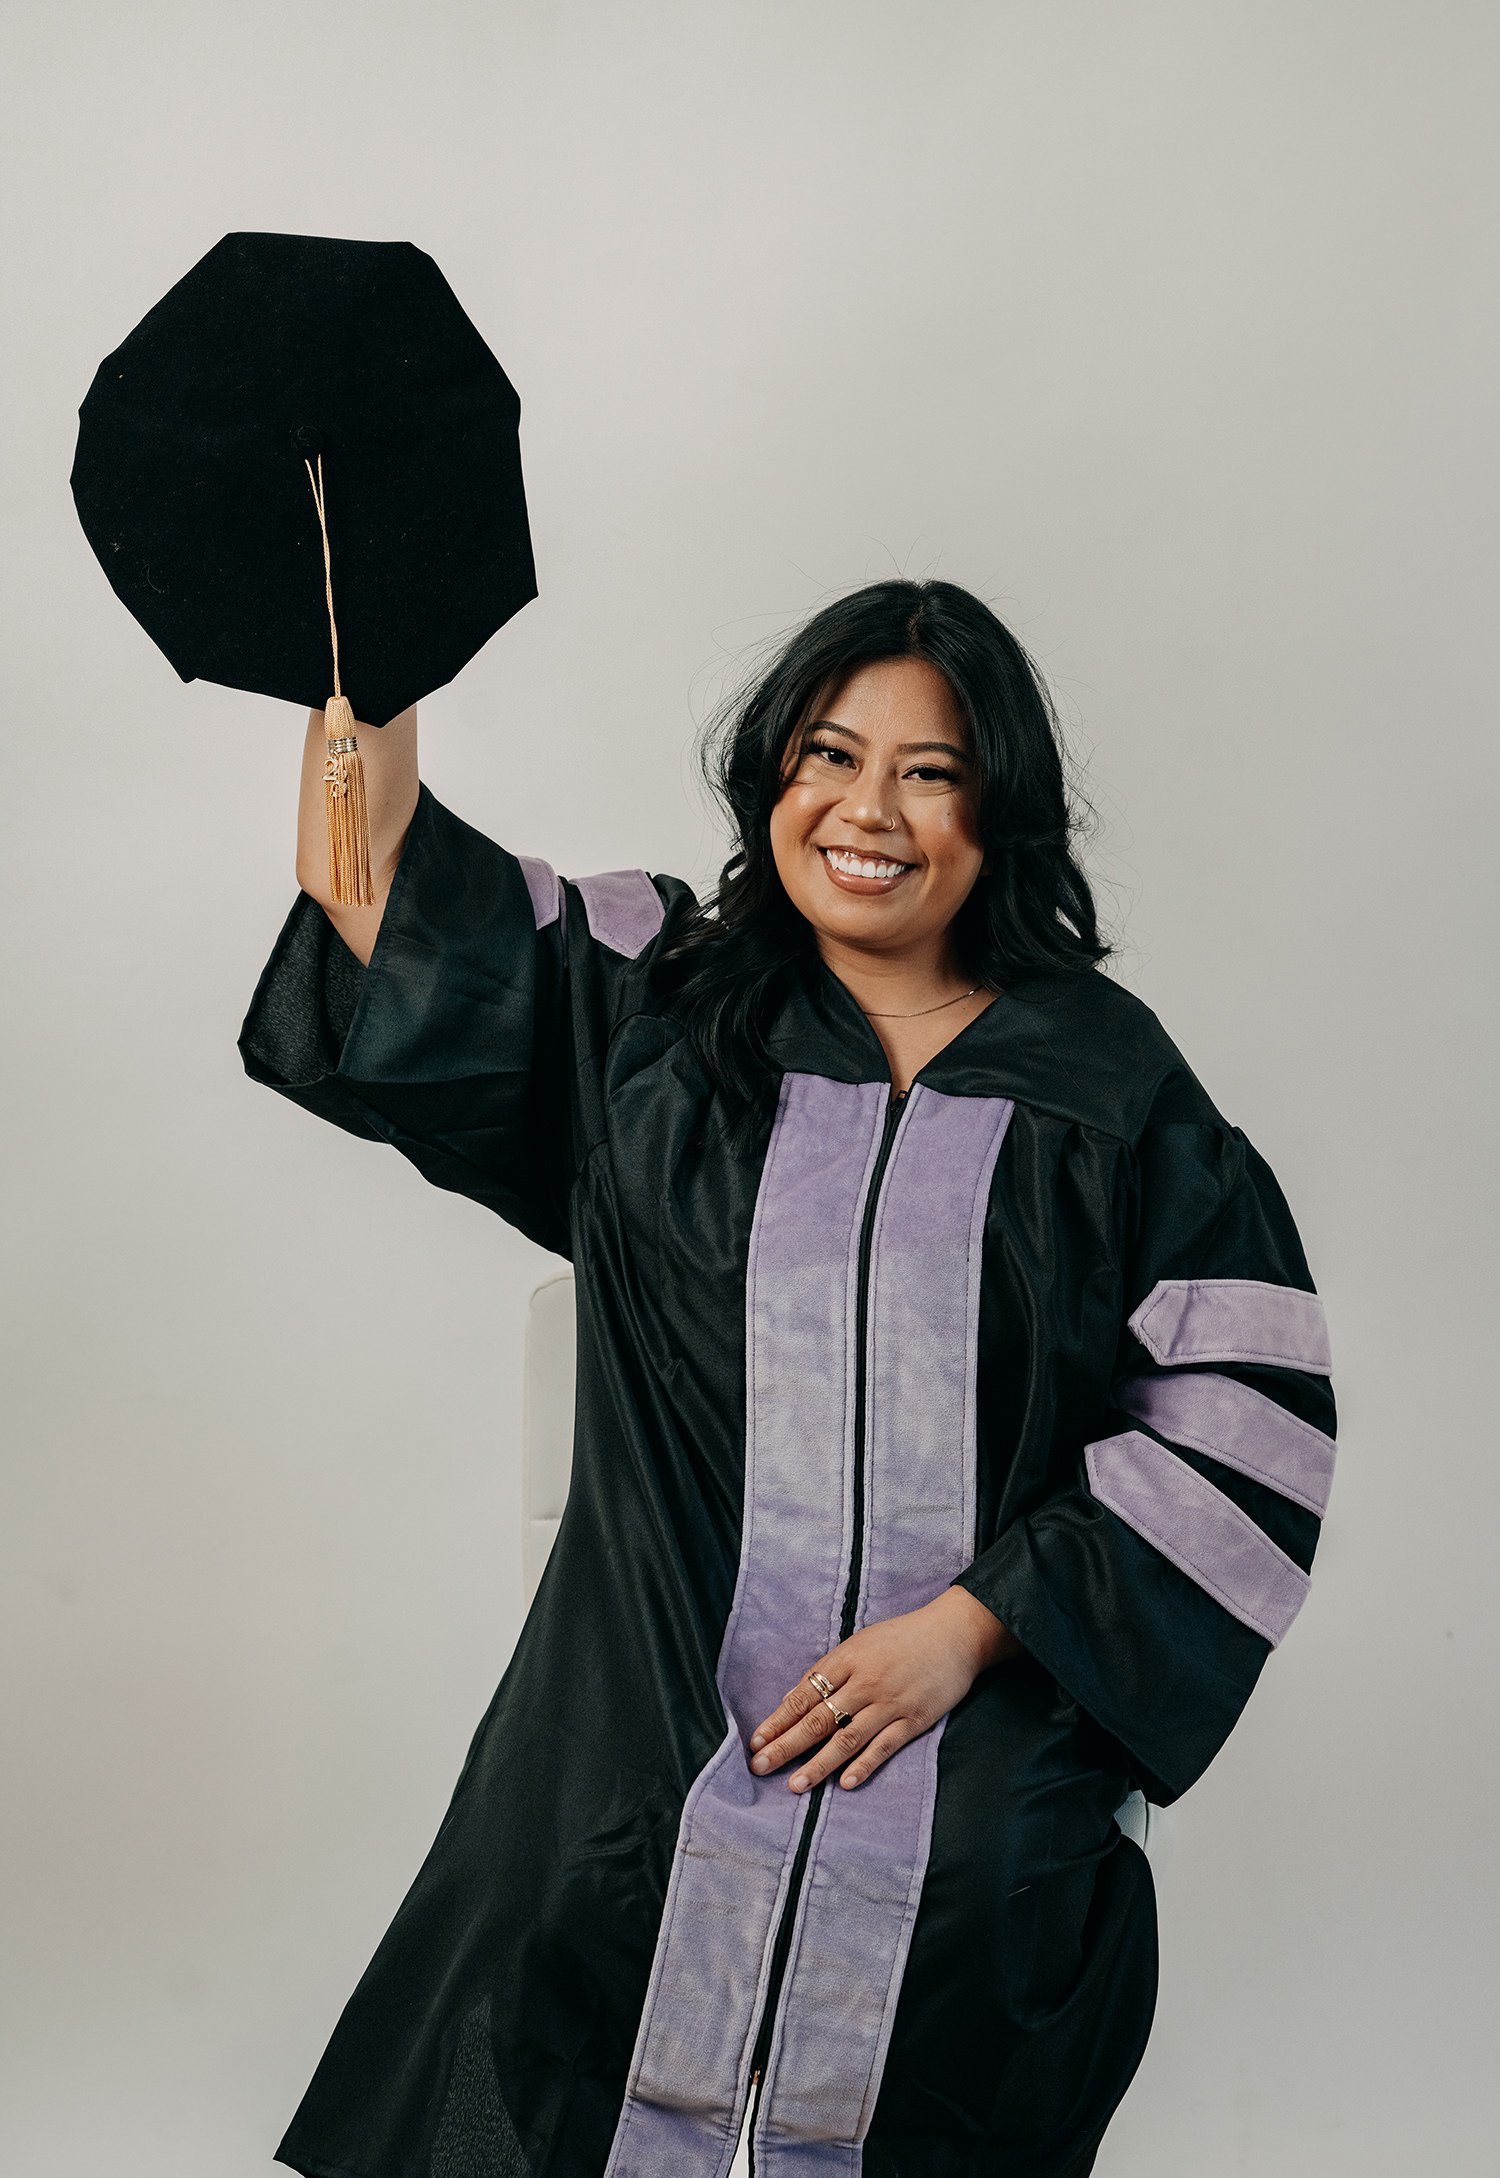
[883,814,897,831]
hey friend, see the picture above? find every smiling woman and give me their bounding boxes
[658,581,1110,1118]
[240,577,1335,2178]
[769,657,997,1090]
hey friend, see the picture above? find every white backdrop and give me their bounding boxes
[4,5,1497,2174]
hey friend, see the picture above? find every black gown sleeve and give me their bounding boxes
[952,1101,1337,1806]
[238,781,673,1260]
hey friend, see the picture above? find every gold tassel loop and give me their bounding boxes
[304,454,375,907]
[322,694,374,906]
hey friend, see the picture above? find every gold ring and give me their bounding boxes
[821,1697,853,1732]
[808,1671,835,1700]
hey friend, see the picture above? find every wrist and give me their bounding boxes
[930,1584,1019,1672]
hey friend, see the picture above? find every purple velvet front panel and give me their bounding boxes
[1113,1369,1336,1515]
[516,853,561,930]
[1085,1429,1311,1645]
[1128,1277,1332,1374]
[573,868,665,958]
[603,1074,889,2178]
[753,1087,1015,2173]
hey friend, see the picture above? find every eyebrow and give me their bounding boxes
[805,718,972,764]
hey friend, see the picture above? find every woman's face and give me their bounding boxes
[769,655,986,960]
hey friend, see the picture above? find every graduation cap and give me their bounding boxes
[71,231,536,903]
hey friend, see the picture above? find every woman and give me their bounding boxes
[241,579,1336,2178]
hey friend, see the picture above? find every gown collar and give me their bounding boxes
[766,950,1059,1095]
[762,948,1191,1138]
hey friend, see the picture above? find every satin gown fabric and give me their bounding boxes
[239,784,1335,2178]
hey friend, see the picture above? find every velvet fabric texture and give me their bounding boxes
[71,231,535,725]
[238,784,1336,2177]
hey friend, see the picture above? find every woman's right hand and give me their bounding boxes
[296,702,420,964]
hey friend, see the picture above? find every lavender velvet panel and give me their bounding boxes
[516,853,561,930]
[1085,1429,1311,1646]
[1128,1277,1332,1374]
[573,868,665,958]
[603,1075,889,2178]
[1113,1369,1336,1516]
[754,1088,1015,2173]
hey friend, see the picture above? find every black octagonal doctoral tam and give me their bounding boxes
[71,231,536,727]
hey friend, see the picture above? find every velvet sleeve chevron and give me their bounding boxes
[238,781,676,1258]
[954,1108,1336,1806]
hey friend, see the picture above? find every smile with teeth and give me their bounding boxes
[820,844,915,882]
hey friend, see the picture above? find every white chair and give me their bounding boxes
[522,1273,1157,1857]
[521,1273,580,1602]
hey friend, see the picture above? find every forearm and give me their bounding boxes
[295,704,421,964]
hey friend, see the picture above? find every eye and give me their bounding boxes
[805,737,855,767]
[906,763,960,785]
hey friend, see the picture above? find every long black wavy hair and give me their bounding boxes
[658,579,1110,1114]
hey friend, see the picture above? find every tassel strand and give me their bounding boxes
[305,455,375,906]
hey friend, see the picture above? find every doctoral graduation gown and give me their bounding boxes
[240,783,1337,2178]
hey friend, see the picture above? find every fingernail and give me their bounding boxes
[842,1771,862,1788]
[751,1754,770,1773]
[790,1773,808,1792]
[749,1733,765,1750]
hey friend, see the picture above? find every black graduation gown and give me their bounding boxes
[240,783,1337,2178]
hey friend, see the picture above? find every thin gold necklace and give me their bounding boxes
[861,982,982,1021]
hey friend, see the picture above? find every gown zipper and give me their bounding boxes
[744,1085,910,2171]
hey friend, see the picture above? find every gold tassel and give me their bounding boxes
[304,454,374,906]
[322,694,374,906]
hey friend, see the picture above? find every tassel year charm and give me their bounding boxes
[321,694,374,906]
[305,452,375,906]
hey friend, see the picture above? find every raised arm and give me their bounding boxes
[246,732,689,1259]
[295,705,420,964]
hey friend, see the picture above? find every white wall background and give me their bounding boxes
[3,4,1496,2173]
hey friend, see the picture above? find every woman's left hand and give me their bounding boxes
[747,1587,1023,1792]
